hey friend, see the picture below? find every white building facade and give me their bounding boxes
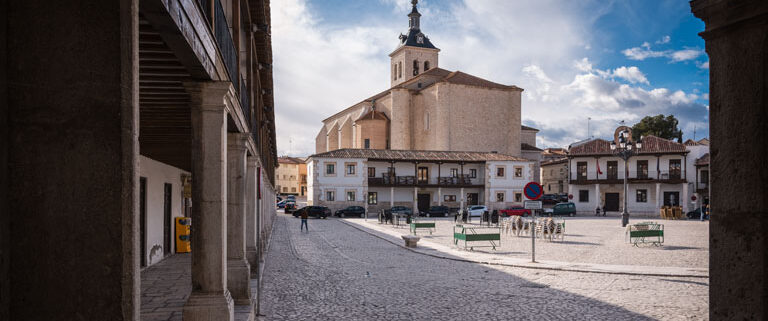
[307,149,535,213]
[567,135,708,216]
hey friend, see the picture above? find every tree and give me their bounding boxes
[631,114,683,142]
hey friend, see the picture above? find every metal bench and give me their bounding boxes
[627,222,664,246]
[410,222,435,235]
[453,224,501,250]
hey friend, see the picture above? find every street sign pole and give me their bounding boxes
[531,209,536,263]
[523,182,543,264]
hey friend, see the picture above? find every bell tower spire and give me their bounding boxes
[409,0,421,30]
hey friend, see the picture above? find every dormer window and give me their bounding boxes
[413,60,419,76]
[417,35,424,44]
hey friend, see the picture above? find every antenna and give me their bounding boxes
[587,117,591,139]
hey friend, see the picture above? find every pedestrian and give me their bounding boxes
[300,209,308,232]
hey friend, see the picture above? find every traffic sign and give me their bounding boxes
[691,195,697,201]
[524,200,542,210]
[523,182,544,200]
[568,194,573,200]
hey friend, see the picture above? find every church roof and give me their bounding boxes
[309,148,530,162]
[397,27,438,50]
[521,143,542,151]
[521,125,539,132]
[355,110,389,121]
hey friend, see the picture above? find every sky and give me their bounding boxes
[271,0,709,156]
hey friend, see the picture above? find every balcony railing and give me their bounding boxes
[369,174,481,187]
[571,170,685,183]
[214,0,239,92]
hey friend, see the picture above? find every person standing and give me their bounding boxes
[300,209,309,232]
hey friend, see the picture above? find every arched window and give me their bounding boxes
[398,61,402,78]
[424,61,430,71]
[424,111,430,130]
[393,64,397,80]
[413,60,419,76]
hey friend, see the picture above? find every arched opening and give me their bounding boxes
[413,60,419,76]
[393,64,397,80]
[424,61,430,71]
[398,61,402,79]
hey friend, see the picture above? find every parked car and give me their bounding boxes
[284,201,297,213]
[422,206,450,217]
[466,205,488,217]
[292,206,330,219]
[541,194,559,205]
[285,195,296,200]
[335,206,366,218]
[390,206,412,215]
[276,200,288,208]
[544,202,576,216]
[498,206,531,217]
[557,193,569,203]
[686,207,709,220]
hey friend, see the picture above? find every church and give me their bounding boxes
[307,0,541,214]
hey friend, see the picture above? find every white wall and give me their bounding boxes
[139,156,189,266]
[486,160,534,210]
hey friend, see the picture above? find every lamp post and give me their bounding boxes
[610,127,643,227]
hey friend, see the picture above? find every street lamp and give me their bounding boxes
[610,128,643,227]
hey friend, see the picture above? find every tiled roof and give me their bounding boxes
[542,148,567,155]
[309,148,529,162]
[521,143,542,151]
[541,158,568,166]
[568,135,687,156]
[695,153,710,166]
[278,157,306,164]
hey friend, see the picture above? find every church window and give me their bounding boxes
[424,61,430,71]
[364,139,370,149]
[424,112,429,130]
[398,62,402,78]
[393,64,397,80]
[413,60,419,76]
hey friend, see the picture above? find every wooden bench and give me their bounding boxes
[453,224,501,250]
[410,222,435,235]
[627,222,664,246]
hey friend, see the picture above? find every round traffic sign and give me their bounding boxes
[568,194,573,200]
[691,195,697,201]
[523,182,544,200]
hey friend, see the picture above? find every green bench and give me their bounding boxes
[453,224,501,250]
[627,222,664,246]
[410,222,435,235]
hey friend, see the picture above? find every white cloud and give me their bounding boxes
[656,35,671,44]
[697,61,709,69]
[622,42,704,63]
[622,46,666,60]
[611,66,649,85]
[573,57,593,72]
[670,49,703,62]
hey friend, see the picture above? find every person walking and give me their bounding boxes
[300,209,308,232]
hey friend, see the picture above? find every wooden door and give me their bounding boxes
[417,193,430,213]
[605,193,620,211]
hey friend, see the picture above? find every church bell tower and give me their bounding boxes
[389,0,440,87]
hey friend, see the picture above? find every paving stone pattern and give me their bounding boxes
[260,214,708,320]
[141,254,192,321]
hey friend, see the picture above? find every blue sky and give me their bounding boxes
[271,0,709,156]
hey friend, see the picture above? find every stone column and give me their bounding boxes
[682,183,689,212]
[655,183,661,210]
[438,187,442,206]
[595,184,601,211]
[246,158,259,273]
[390,187,395,207]
[460,187,465,210]
[413,187,418,214]
[184,81,234,321]
[227,133,251,305]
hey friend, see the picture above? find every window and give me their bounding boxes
[424,61,430,71]
[607,161,618,180]
[548,184,551,191]
[496,192,505,202]
[578,190,589,202]
[550,169,554,176]
[283,174,287,179]
[368,167,376,177]
[413,60,419,76]
[345,163,356,175]
[364,139,370,149]
[326,163,335,175]
[444,195,456,202]
[515,193,522,202]
[701,170,709,183]
[398,62,402,78]
[636,189,647,203]
[291,187,296,193]
[326,190,335,202]
[450,168,458,178]
[346,191,355,202]
[669,159,682,179]
[637,160,648,179]
[368,192,378,205]
[469,169,477,178]
[290,175,295,180]
[282,187,288,193]
[417,167,429,183]
[577,162,587,180]
[393,64,397,80]
[514,166,523,178]
[496,166,505,177]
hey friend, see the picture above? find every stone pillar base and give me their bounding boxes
[183,290,234,321]
[227,259,252,305]
[246,247,259,275]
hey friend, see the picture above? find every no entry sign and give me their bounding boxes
[524,182,543,201]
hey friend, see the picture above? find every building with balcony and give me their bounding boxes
[567,135,708,215]
[3,0,278,320]
[277,156,307,196]
[307,149,534,214]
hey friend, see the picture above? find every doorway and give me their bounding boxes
[417,193,430,214]
[163,183,172,256]
[664,191,680,207]
[140,177,147,267]
[467,193,479,206]
[604,193,620,211]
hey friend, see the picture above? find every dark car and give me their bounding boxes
[284,201,297,213]
[686,207,709,220]
[544,202,576,216]
[422,206,450,217]
[541,194,559,205]
[557,193,569,203]
[498,206,531,217]
[335,206,366,218]
[292,206,330,219]
[390,206,412,215]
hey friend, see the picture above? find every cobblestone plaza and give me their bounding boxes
[258,213,708,320]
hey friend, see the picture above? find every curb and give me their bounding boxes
[339,219,709,279]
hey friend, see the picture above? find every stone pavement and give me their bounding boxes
[259,214,708,320]
[342,217,708,277]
